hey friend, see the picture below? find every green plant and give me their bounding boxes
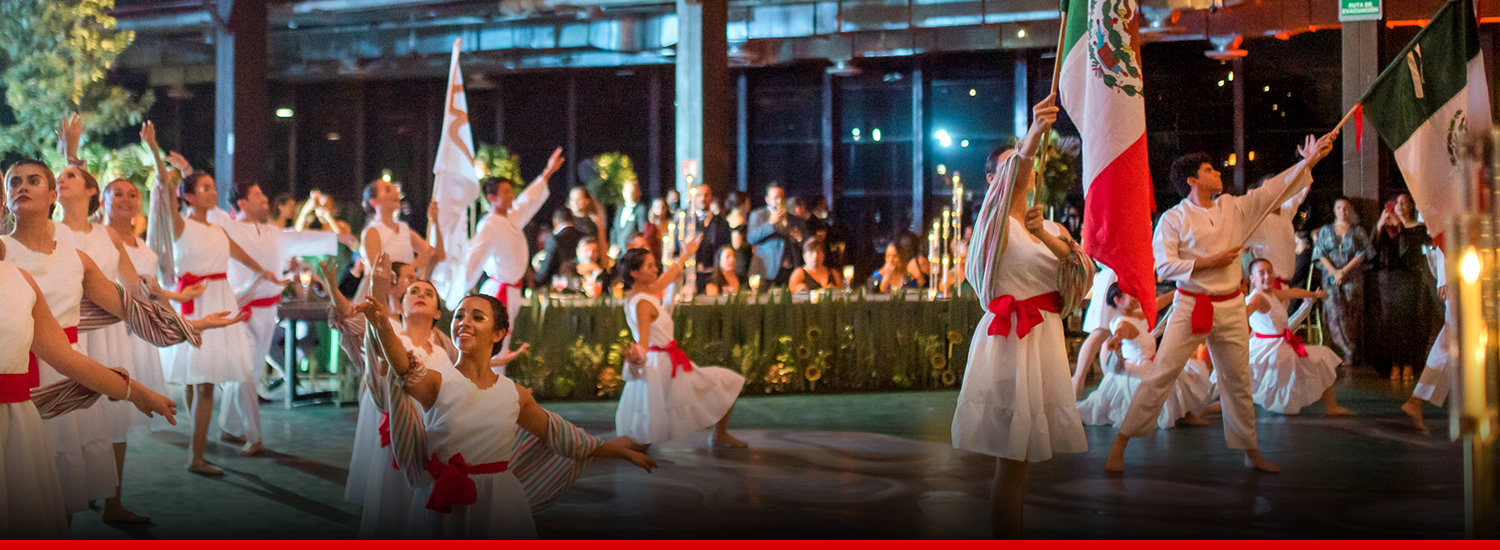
[0,0,155,157]
[1036,131,1081,209]
[581,152,637,207]
[475,143,522,184]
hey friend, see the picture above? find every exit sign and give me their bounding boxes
[1340,0,1382,21]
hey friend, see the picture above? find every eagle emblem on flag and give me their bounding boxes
[1089,0,1143,97]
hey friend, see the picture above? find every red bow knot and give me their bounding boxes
[1255,329,1308,358]
[648,340,694,378]
[424,453,509,513]
[241,296,281,320]
[985,292,1061,339]
[175,272,227,315]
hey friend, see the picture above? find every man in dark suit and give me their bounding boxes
[608,177,648,259]
[690,184,733,291]
[535,208,586,288]
[747,183,807,286]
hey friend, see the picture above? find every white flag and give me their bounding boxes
[430,38,481,305]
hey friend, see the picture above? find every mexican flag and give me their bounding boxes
[1058,0,1158,326]
[1361,0,1492,248]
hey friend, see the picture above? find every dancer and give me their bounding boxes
[361,176,437,277]
[144,128,278,476]
[1244,176,1311,285]
[1105,131,1336,474]
[1071,265,1117,398]
[1244,259,1351,416]
[615,240,748,449]
[464,147,565,358]
[1076,283,1212,429]
[209,179,335,455]
[1401,246,1452,433]
[0,244,178,538]
[354,290,656,539]
[950,94,1087,538]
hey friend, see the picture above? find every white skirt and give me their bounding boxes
[128,333,172,432]
[345,390,382,505]
[79,322,147,442]
[614,352,745,445]
[1249,339,1341,415]
[37,351,118,514]
[164,279,253,386]
[359,454,416,539]
[1413,321,1453,406]
[407,470,536,539]
[952,311,1087,462]
[1,401,70,539]
[1077,358,1214,430]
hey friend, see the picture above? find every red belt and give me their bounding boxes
[649,340,693,378]
[424,452,510,513]
[1273,278,1291,290]
[1255,329,1308,357]
[241,296,281,319]
[1177,289,1242,334]
[4,327,77,403]
[985,291,1062,339]
[176,272,227,315]
[489,276,522,307]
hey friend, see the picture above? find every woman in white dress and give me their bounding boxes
[1076,283,1213,429]
[614,239,748,449]
[1245,259,1351,416]
[950,94,1087,539]
[354,291,655,539]
[360,177,437,277]
[0,244,178,539]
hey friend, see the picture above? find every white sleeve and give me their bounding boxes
[461,223,498,292]
[1153,211,1194,284]
[280,229,338,258]
[512,178,552,226]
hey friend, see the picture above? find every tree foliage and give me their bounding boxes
[0,0,154,157]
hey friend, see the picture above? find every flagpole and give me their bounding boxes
[1029,6,1069,208]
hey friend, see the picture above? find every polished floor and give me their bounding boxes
[66,377,1486,539]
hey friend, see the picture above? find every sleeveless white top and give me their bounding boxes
[123,238,159,284]
[1111,316,1156,362]
[1,224,85,327]
[424,371,520,466]
[0,262,38,375]
[625,293,675,346]
[1247,291,1288,334]
[173,218,231,277]
[365,221,417,264]
[67,223,120,282]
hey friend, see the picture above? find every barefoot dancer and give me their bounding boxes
[356,291,656,539]
[1245,259,1352,416]
[950,94,1088,538]
[615,240,748,449]
[1077,283,1212,429]
[1105,132,1336,474]
[1402,246,1453,433]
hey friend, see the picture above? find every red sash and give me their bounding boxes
[1176,289,1243,334]
[489,276,522,307]
[1254,329,1308,357]
[648,340,693,378]
[4,327,78,403]
[176,272,227,315]
[424,453,510,513]
[985,291,1062,339]
[241,296,281,319]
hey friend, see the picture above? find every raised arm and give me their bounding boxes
[639,235,702,297]
[140,122,184,237]
[224,230,279,282]
[513,383,656,472]
[513,147,565,225]
[354,294,440,408]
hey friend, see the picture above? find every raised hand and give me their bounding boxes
[165,151,192,176]
[368,253,393,303]
[543,147,566,178]
[316,259,339,287]
[427,200,440,226]
[59,113,84,161]
[139,121,160,151]
[1031,93,1059,129]
[129,383,179,425]
[496,342,530,364]
[352,296,388,321]
[1024,204,1047,236]
[680,234,704,261]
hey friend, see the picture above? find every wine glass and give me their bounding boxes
[551,275,568,293]
[842,265,854,292]
[749,273,762,294]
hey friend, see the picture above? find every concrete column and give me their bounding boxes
[1232,57,1245,193]
[821,72,838,205]
[736,72,749,193]
[214,0,268,208]
[1014,50,1029,140]
[1342,20,1381,218]
[911,59,926,233]
[675,0,731,199]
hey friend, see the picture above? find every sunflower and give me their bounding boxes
[930,354,948,369]
[941,370,957,386]
[806,327,823,341]
[797,346,812,359]
[947,330,963,344]
[804,366,822,382]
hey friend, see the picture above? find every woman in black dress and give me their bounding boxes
[1370,193,1437,380]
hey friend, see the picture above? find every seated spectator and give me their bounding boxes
[789,237,844,292]
[871,241,925,293]
[560,236,612,297]
[535,208,585,287]
[705,246,743,296]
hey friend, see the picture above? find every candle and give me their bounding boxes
[1458,247,1485,423]
[842,265,854,283]
[749,273,762,293]
[942,208,952,241]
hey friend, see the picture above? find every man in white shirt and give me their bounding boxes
[1244,176,1311,287]
[1105,132,1335,474]
[463,147,564,359]
[209,181,337,455]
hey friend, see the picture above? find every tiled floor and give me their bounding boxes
[66,378,1488,539]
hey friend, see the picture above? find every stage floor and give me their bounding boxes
[69,378,1479,539]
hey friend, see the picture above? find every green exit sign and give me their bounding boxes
[1340,0,1382,21]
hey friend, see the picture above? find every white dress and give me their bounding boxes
[364,221,418,265]
[1081,265,1118,333]
[355,331,452,539]
[120,241,170,430]
[69,223,147,441]
[1076,316,1214,429]
[0,261,70,539]
[163,218,254,386]
[951,216,1087,462]
[1247,291,1341,415]
[615,293,745,444]
[1,228,118,513]
[406,370,535,539]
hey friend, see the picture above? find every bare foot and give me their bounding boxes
[709,432,749,448]
[101,507,153,525]
[1244,450,1281,473]
[1104,436,1128,473]
[1201,402,1222,417]
[187,461,224,476]
[1400,400,1430,433]
[239,441,266,457]
[1178,412,1210,426]
[219,432,246,444]
[1324,405,1356,417]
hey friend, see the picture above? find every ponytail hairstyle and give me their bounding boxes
[362,179,383,216]
[59,166,101,218]
[178,173,214,212]
[617,247,656,291]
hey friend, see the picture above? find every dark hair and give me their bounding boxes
[361,179,384,215]
[552,207,574,227]
[579,235,599,246]
[230,179,261,209]
[60,166,101,216]
[892,232,920,263]
[4,160,57,218]
[481,177,513,199]
[568,186,594,204]
[1106,282,1126,309]
[726,191,750,210]
[400,279,443,329]
[458,293,509,356]
[273,193,294,207]
[618,247,656,290]
[765,182,783,196]
[1170,153,1214,199]
[178,173,214,210]
[802,236,825,255]
[391,262,411,288]
[1248,257,1274,274]
[985,146,1014,178]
